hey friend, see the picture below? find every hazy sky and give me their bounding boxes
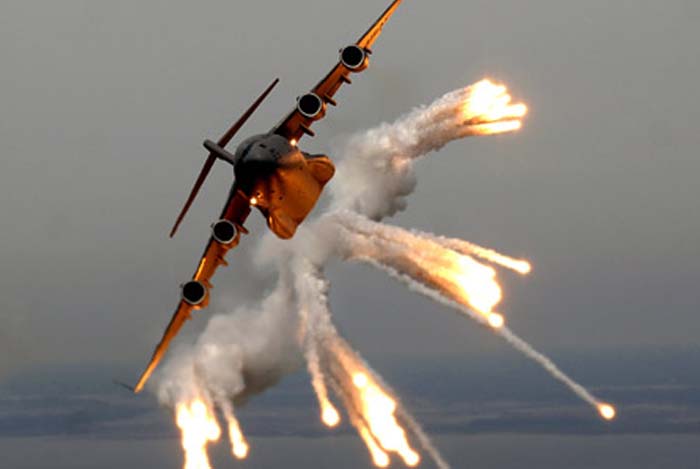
[2,0,698,370]
[1,0,699,466]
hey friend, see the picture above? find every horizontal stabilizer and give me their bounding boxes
[169,78,280,238]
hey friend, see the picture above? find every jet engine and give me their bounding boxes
[211,219,238,245]
[340,45,369,72]
[181,280,209,308]
[297,93,326,120]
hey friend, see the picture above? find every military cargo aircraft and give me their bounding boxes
[134,0,403,393]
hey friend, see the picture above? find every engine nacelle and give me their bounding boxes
[297,93,326,120]
[340,45,369,72]
[181,280,209,307]
[211,219,238,245]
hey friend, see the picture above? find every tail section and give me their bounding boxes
[169,78,280,238]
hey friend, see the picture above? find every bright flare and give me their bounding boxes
[488,313,506,329]
[598,403,617,421]
[358,425,391,468]
[517,261,532,275]
[471,120,523,135]
[442,238,532,275]
[175,399,222,469]
[452,255,503,318]
[322,401,341,427]
[352,373,421,467]
[464,79,528,122]
[225,413,250,460]
[462,79,527,134]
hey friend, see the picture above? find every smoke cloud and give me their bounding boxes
[156,273,303,408]
[150,79,613,469]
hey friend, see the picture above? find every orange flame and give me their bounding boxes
[352,372,421,467]
[450,241,532,275]
[175,399,221,469]
[598,403,617,421]
[462,79,528,134]
[471,120,523,135]
[307,355,342,427]
[358,425,391,467]
[321,401,341,427]
[451,255,503,318]
[488,312,506,329]
[225,413,250,460]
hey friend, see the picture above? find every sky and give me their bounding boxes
[0,0,699,467]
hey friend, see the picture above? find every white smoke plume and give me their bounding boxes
[152,79,612,468]
[294,257,449,468]
[330,85,493,219]
[495,327,604,410]
[331,211,611,415]
[156,272,303,408]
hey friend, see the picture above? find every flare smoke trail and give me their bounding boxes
[330,79,526,218]
[294,258,449,469]
[155,79,613,468]
[332,210,613,415]
[294,259,341,428]
[431,234,531,275]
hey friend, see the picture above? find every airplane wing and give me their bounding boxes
[133,188,251,393]
[272,0,402,142]
[134,1,403,393]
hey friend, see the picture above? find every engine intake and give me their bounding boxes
[297,93,325,120]
[181,280,207,306]
[212,219,237,245]
[340,45,368,72]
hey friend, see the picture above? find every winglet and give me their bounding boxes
[133,364,155,394]
[113,379,136,393]
[169,78,280,238]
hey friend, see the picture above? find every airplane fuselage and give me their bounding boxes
[133,0,402,393]
[220,133,335,239]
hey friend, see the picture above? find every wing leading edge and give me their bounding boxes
[133,189,251,393]
[134,0,404,394]
[272,0,403,142]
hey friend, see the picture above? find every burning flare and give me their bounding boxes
[322,402,341,427]
[352,372,421,467]
[173,391,250,468]
[598,403,617,421]
[488,312,506,329]
[325,336,422,468]
[432,235,532,275]
[334,212,619,424]
[462,79,528,134]
[175,399,222,469]
[293,259,448,469]
[334,211,506,323]
[226,416,249,459]
[159,78,618,469]
[452,255,503,317]
[358,425,391,468]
